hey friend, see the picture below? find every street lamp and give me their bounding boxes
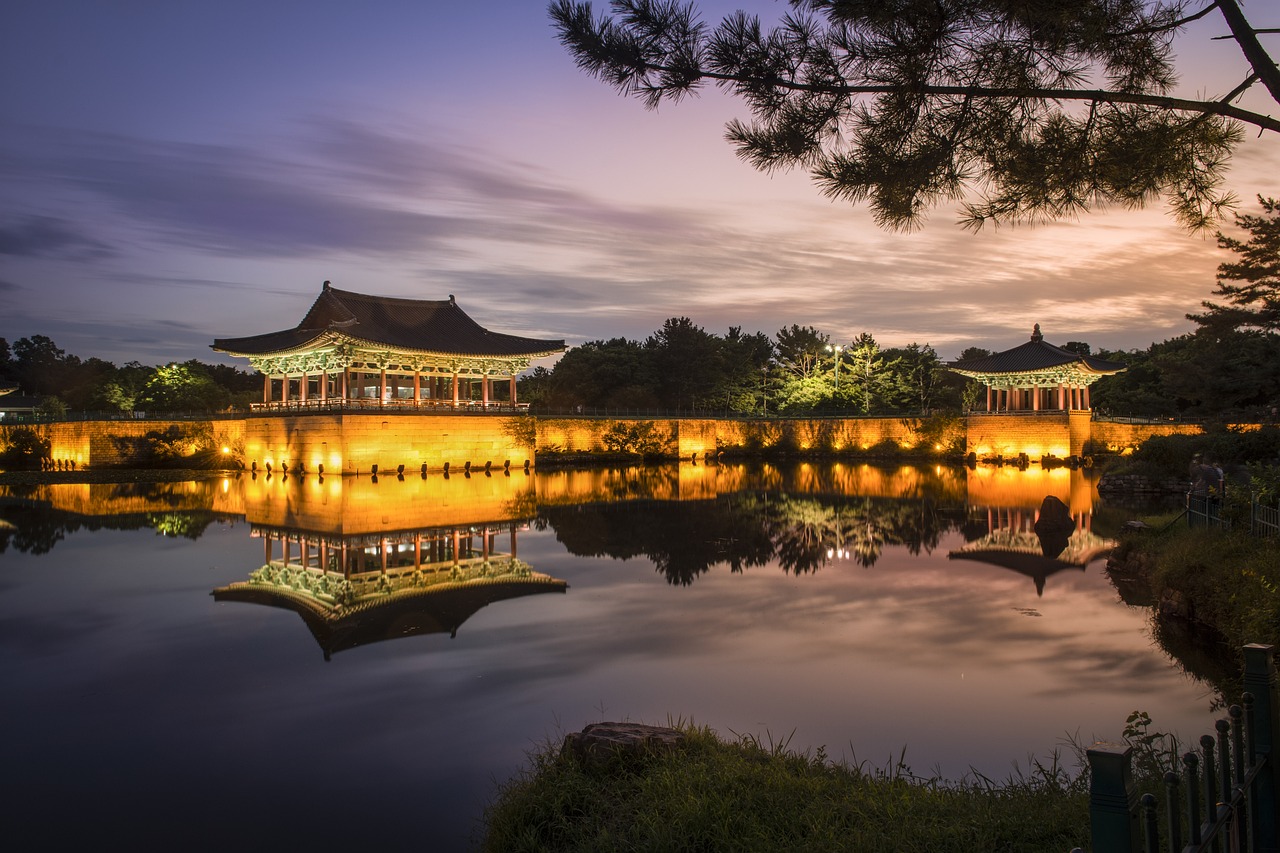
[827,344,844,390]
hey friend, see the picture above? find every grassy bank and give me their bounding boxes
[482,724,1089,853]
[1111,519,1280,649]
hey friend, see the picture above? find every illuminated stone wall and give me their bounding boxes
[242,413,535,475]
[0,413,1246,473]
[715,417,963,453]
[1089,420,1204,453]
[0,419,245,469]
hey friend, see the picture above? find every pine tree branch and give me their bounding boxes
[1214,0,1280,107]
[631,60,1280,132]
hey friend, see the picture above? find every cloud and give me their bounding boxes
[0,215,113,260]
[0,279,20,292]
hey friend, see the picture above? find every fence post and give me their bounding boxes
[1244,643,1279,852]
[1088,742,1140,853]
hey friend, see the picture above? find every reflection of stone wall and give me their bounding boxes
[240,470,536,534]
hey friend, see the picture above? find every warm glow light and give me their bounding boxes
[221,446,230,455]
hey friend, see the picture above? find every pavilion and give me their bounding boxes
[212,282,565,411]
[948,324,1125,413]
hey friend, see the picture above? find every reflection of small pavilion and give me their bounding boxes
[213,520,566,659]
[949,505,1115,596]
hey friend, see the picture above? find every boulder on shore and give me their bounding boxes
[562,722,686,767]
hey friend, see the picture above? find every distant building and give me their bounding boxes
[212,282,565,411]
[948,324,1125,413]
[0,386,38,420]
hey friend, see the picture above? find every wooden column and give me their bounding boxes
[1032,385,1040,411]
[452,373,460,408]
[1083,385,1091,410]
[482,375,490,406]
[263,374,271,404]
[413,370,421,405]
[510,375,517,406]
[300,372,308,403]
[380,368,387,405]
[986,385,993,412]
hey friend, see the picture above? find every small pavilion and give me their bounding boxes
[212,282,565,411]
[948,325,1125,413]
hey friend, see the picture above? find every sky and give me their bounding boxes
[2,0,1278,367]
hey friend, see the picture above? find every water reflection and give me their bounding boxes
[1,463,1111,599]
[0,462,1211,850]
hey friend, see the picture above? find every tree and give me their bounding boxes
[648,316,726,409]
[138,363,230,412]
[845,332,893,413]
[884,342,945,413]
[1189,196,1280,332]
[774,324,829,380]
[551,0,1280,230]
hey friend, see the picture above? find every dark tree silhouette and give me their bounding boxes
[551,0,1279,230]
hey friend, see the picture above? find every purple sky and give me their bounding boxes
[2,0,1278,366]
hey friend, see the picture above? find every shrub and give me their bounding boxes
[0,427,51,470]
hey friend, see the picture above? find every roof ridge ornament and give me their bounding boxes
[1031,323,1043,342]
[323,280,331,291]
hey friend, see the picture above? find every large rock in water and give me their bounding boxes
[562,722,685,767]
[1033,495,1076,559]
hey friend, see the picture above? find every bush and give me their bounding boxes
[0,427,51,470]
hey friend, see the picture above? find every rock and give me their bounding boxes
[1034,495,1075,558]
[562,722,686,767]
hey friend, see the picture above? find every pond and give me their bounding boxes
[0,462,1218,850]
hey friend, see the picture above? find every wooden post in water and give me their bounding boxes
[1087,742,1139,853]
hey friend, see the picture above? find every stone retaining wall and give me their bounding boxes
[0,413,1251,471]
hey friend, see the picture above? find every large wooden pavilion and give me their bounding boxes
[948,324,1125,413]
[212,282,565,411]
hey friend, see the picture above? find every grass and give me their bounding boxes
[1118,519,1280,648]
[480,723,1090,852]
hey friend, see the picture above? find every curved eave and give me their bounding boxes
[949,363,1124,380]
[213,330,565,361]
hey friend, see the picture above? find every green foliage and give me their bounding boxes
[1189,197,1280,333]
[34,396,67,420]
[0,427,51,470]
[483,722,1088,852]
[600,421,669,455]
[1121,524,1280,648]
[140,362,230,412]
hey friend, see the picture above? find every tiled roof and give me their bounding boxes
[213,283,565,358]
[948,326,1125,375]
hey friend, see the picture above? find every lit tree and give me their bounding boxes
[845,332,892,413]
[551,0,1279,230]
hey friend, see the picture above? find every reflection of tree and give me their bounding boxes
[541,491,962,584]
[0,503,223,554]
[761,495,953,572]
[542,497,775,586]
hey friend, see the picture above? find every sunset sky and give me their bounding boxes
[2,0,1278,367]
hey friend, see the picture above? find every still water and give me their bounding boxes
[1,463,1216,850]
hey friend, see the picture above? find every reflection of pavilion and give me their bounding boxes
[214,477,566,659]
[949,505,1115,596]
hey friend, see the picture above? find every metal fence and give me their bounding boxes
[1072,644,1278,853]
[1254,501,1280,539]
[1186,492,1280,539]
